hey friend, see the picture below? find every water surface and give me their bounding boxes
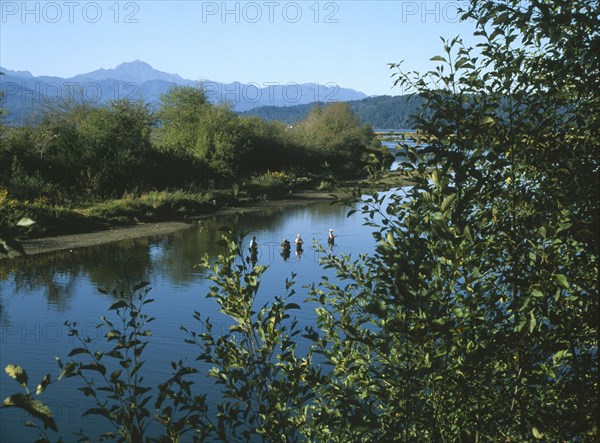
[1,194,399,441]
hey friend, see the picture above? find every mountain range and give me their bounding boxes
[0,60,368,125]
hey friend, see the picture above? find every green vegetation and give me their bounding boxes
[0,89,390,241]
[241,94,425,128]
[2,0,598,441]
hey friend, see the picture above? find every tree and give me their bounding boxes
[74,99,154,195]
[306,0,598,439]
[156,86,257,181]
[294,102,377,174]
[155,85,210,156]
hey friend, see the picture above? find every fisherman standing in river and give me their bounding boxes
[327,228,335,252]
[280,238,291,261]
[295,234,304,251]
[295,234,304,259]
[249,236,259,262]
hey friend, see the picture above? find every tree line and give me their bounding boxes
[0,87,389,204]
[241,94,425,129]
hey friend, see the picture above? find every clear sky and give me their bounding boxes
[1,1,480,96]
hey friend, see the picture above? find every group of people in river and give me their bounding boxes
[248,229,336,263]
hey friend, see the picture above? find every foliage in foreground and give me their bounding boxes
[2,235,316,442]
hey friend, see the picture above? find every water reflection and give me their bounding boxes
[1,199,355,307]
[381,134,416,171]
[3,237,155,307]
[0,198,371,442]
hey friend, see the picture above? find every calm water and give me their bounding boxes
[0,131,412,442]
[0,192,405,442]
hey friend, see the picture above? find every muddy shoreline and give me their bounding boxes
[1,192,338,260]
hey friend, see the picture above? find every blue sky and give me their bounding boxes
[1,1,480,96]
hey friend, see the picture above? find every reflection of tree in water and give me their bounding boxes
[0,267,7,323]
[0,299,8,325]
[151,212,294,286]
[212,201,350,238]
[1,199,354,311]
[81,238,153,292]
[1,238,154,309]
[233,201,351,249]
[156,203,351,275]
[152,222,222,285]
[5,253,82,311]
[152,206,345,284]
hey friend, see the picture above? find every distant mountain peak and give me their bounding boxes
[0,62,371,124]
[71,60,185,84]
[0,67,34,78]
[116,60,151,69]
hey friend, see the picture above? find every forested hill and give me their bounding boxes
[240,95,424,129]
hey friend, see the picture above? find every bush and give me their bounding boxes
[245,171,292,199]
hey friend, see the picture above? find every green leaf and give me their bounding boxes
[68,348,89,357]
[462,225,473,241]
[2,394,58,432]
[80,363,106,376]
[555,274,569,289]
[133,281,151,292]
[552,350,572,362]
[532,427,543,439]
[36,374,51,395]
[5,365,28,388]
[109,300,128,310]
[430,55,446,62]
[110,370,122,382]
[16,217,36,227]
[77,387,96,397]
[82,407,112,419]
[454,57,469,70]
[431,170,440,186]
[529,311,537,333]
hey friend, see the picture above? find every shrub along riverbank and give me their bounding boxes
[0,90,394,242]
[0,171,383,241]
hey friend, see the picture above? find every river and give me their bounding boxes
[0,134,411,442]
[0,192,406,442]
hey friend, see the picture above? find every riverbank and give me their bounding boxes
[1,190,340,260]
[1,170,413,261]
